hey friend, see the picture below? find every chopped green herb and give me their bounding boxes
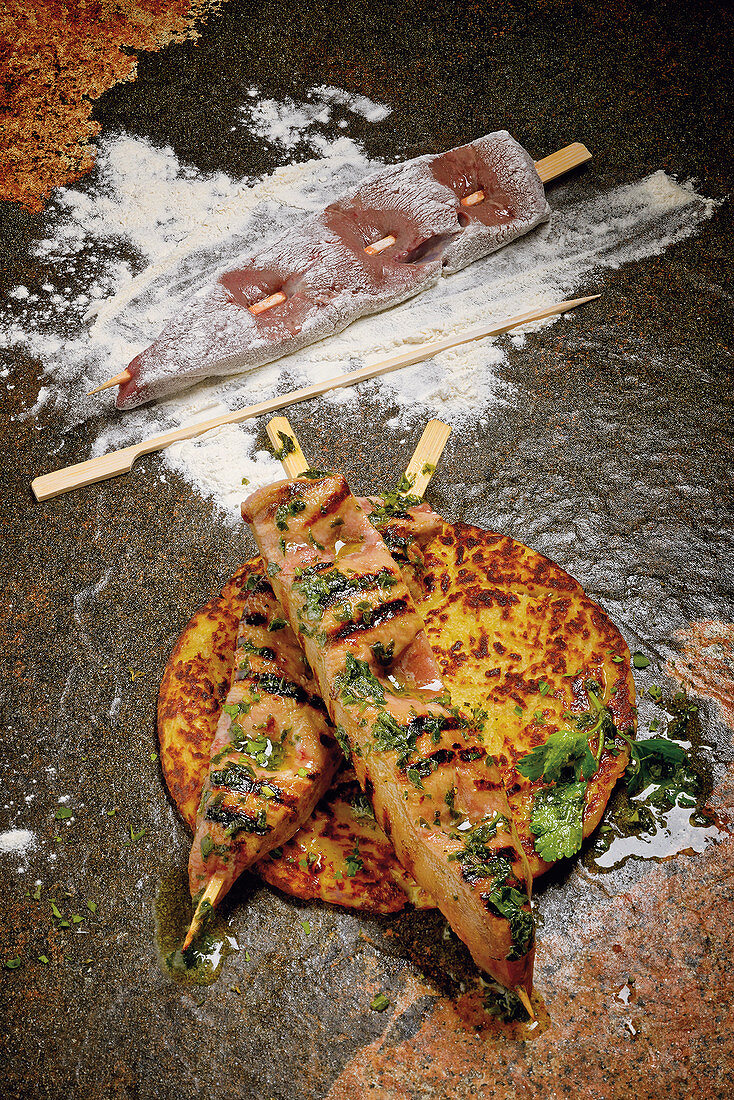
[300,468,334,479]
[32,885,41,901]
[4,958,22,970]
[266,562,281,577]
[272,430,295,460]
[370,993,390,1012]
[334,724,352,762]
[484,883,534,960]
[301,920,311,934]
[267,618,287,632]
[274,498,306,531]
[38,955,50,965]
[538,680,550,695]
[335,654,386,710]
[370,640,395,667]
[632,653,650,669]
[513,705,523,716]
[86,900,98,914]
[345,840,363,878]
[129,825,146,842]
[618,731,697,807]
[447,816,511,881]
[200,835,215,859]
[54,807,72,820]
[350,791,375,820]
[297,767,308,778]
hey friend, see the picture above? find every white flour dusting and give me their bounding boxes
[1,88,717,523]
[243,85,391,150]
[0,829,35,855]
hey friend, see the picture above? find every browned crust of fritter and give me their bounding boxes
[420,522,635,877]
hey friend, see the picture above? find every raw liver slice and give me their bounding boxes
[117,131,549,409]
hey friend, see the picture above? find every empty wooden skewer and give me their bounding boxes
[33,294,599,502]
[85,141,592,391]
[181,416,451,951]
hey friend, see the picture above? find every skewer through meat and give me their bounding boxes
[242,474,536,996]
[183,568,341,947]
[183,490,445,947]
[105,132,550,408]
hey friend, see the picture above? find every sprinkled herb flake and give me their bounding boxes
[370,993,390,1012]
[345,840,363,878]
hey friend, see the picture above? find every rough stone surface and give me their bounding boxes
[1,2,733,1098]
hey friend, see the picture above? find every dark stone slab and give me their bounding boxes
[1,2,733,1098]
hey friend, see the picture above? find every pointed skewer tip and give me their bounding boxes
[516,986,535,1020]
[87,369,132,396]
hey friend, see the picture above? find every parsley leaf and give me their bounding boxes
[517,727,597,783]
[530,781,587,861]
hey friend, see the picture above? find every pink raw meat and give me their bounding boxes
[116,131,549,409]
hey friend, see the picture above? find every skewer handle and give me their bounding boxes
[403,420,451,499]
[535,143,591,183]
[268,416,451,501]
[265,417,310,477]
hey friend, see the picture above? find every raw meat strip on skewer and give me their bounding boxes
[242,474,536,996]
[108,131,549,409]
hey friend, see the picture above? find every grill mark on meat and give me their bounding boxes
[312,483,352,519]
[234,669,327,713]
[325,598,409,643]
[210,767,289,805]
[242,611,268,627]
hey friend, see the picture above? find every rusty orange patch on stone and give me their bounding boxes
[326,828,734,1100]
[666,621,734,730]
[0,0,228,211]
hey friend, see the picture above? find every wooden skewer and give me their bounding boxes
[364,234,397,255]
[32,294,599,501]
[402,419,452,497]
[180,416,450,950]
[535,142,591,184]
[182,875,227,951]
[249,290,287,315]
[516,986,535,1020]
[267,415,450,501]
[266,417,536,1006]
[265,417,310,478]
